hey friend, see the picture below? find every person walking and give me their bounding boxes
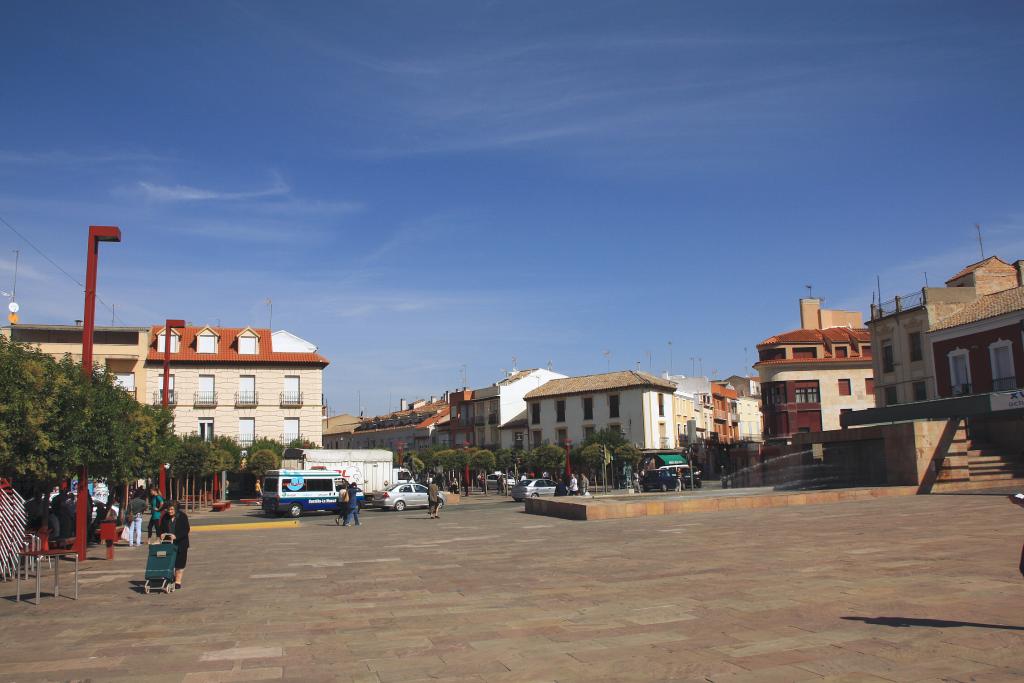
[569,474,579,496]
[335,482,350,526]
[428,481,441,519]
[580,472,589,496]
[632,471,641,494]
[128,489,147,547]
[160,501,190,590]
[344,482,361,527]
[254,478,262,498]
[147,486,164,543]
[675,470,683,492]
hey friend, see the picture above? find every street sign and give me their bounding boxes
[991,390,1024,412]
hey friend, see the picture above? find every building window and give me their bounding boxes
[197,333,217,354]
[912,381,927,402]
[838,379,851,396]
[990,340,1016,391]
[882,342,895,373]
[114,373,135,393]
[196,375,216,407]
[556,428,568,444]
[609,423,623,437]
[556,400,566,423]
[835,346,848,358]
[909,332,923,363]
[884,386,898,406]
[609,394,620,418]
[198,418,214,441]
[583,397,593,421]
[283,417,300,443]
[865,377,875,394]
[157,332,180,353]
[794,384,820,404]
[238,375,257,406]
[584,426,595,440]
[531,430,542,447]
[793,347,817,359]
[531,402,540,425]
[239,335,258,355]
[861,345,871,356]
[238,418,255,447]
[658,393,665,417]
[282,375,301,405]
[948,349,971,396]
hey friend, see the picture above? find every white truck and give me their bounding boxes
[281,448,412,493]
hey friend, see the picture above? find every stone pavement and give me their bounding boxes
[2,491,1024,682]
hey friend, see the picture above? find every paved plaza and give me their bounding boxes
[3,491,1024,682]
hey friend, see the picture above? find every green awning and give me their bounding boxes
[657,454,688,466]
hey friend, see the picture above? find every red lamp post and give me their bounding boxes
[564,439,573,478]
[160,319,185,499]
[78,225,121,562]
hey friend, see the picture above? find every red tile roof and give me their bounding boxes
[757,327,869,347]
[145,326,329,365]
[753,356,873,367]
[932,286,1024,331]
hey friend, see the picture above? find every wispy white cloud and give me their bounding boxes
[137,177,291,202]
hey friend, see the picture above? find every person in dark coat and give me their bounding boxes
[160,501,191,589]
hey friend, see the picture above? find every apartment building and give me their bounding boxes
[756,298,874,441]
[338,399,450,451]
[322,413,364,448]
[523,370,678,451]
[868,256,1024,405]
[145,325,328,446]
[467,368,567,450]
[2,323,150,397]
[666,374,714,447]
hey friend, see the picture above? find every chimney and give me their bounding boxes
[74,319,83,326]
[430,395,437,403]
[1016,260,1024,287]
[799,298,822,330]
[399,398,408,411]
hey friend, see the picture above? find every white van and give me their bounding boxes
[261,469,364,518]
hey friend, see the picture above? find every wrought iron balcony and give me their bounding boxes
[193,391,218,408]
[280,391,303,407]
[152,390,176,406]
[235,391,259,407]
[238,437,254,448]
[993,376,1017,392]
[281,433,303,444]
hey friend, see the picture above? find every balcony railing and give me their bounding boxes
[872,290,925,320]
[281,433,303,444]
[235,391,259,407]
[713,409,729,422]
[152,390,176,406]
[993,376,1017,392]
[238,437,254,448]
[280,391,303,407]
[194,391,218,408]
[952,383,972,397]
[487,413,498,425]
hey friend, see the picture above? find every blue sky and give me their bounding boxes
[1,1,1023,416]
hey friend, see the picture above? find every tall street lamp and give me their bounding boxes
[564,439,573,478]
[78,225,121,562]
[160,319,185,499]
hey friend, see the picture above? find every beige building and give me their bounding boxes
[322,413,364,448]
[735,395,763,442]
[756,298,875,441]
[524,371,678,451]
[2,323,150,398]
[868,256,1024,405]
[338,399,450,451]
[144,325,328,446]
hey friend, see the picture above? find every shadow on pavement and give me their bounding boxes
[843,616,1024,631]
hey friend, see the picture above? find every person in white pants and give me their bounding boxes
[127,491,147,547]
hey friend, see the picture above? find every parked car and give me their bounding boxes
[485,473,516,490]
[372,482,446,511]
[641,469,680,492]
[510,478,558,501]
[657,465,703,489]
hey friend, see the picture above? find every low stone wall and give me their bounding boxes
[525,487,918,521]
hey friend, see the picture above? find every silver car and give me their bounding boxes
[510,478,558,501]
[372,482,446,511]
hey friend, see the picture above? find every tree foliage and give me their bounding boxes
[578,444,607,473]
[614,444,643,469]
[247,449,281,478]
[528,444,565,473]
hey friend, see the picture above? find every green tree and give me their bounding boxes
[529,444,565,473]
[211,435,243,471]
[247,449,281,479]
[494,448,515,472]
[614,444,643,470]
[248,437,284,459]
[578,444,607,474]
[586,427,627,450]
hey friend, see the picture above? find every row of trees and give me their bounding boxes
[402,428,645,486]
[0,335,287,497]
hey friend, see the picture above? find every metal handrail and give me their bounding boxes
[235,391,259,407]
[280,391,303,406]
[194,391,217,407]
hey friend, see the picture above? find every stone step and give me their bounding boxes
[969,472,1024,482]
[969,455,1021,466]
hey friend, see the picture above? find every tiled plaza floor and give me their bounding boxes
[2,491,1024,682]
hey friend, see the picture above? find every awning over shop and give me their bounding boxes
[656,453,687,466]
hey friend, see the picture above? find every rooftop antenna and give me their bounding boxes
[602,350,611,371]
[635,361,641,371]
[805,284,813,299]
[975,223,984,259]
[547,360,553,371]
[460,364,467,388]
[698,357,703,376]
[645,350,653,372]
[511,355,518,372]
[923,272,929,287]
[265,298,273,329]
[690,357,695,375]
[111,304,115,325]
[668,340,673,374]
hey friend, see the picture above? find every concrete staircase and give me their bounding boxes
[933,421,1024,491]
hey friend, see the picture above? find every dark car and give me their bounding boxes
[641,469,679,492]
